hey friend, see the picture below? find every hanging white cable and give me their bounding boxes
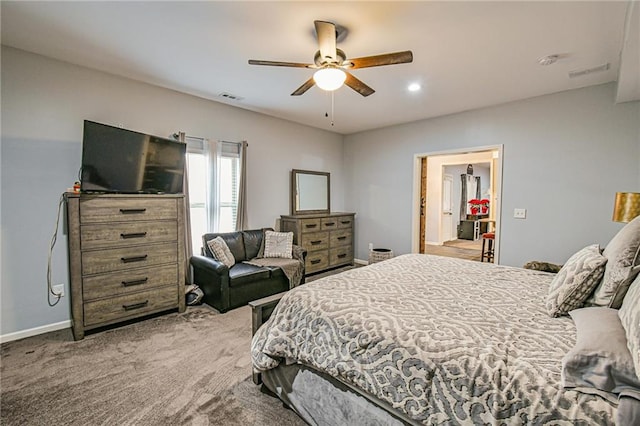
[47,194,64,306]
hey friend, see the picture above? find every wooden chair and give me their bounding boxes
[481,232,495,262]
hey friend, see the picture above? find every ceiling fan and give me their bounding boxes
[248,20,413,97]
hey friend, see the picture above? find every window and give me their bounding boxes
[186,139,240,254]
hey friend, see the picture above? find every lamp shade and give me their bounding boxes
[612,192,640,223]
[313,68,346,91]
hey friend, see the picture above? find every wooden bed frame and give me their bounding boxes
[248,291,286,384]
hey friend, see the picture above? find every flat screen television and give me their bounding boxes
[80,120,186,194]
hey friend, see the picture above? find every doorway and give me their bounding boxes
[411,146,503,262]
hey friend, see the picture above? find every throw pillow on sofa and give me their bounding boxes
[207,236,235,268]
[264,230,293,259]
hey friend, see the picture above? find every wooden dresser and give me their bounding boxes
[280,212,355,275]
[65,193,185,340]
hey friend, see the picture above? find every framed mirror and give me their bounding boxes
[291,169,330,215]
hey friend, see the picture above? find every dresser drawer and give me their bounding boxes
[336,216,354,229]
[81,221,177,250]
[330,229,352,247]
[83,264,178,300]
[83,286,177,327]
[320,217,339,230]
[82,242,178,276]
[306,251,329,274]
[80,197,177,223]
[300,218,321,233]
[301,231,329,251]
[330,247,353,266]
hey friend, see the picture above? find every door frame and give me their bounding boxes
[411,144,504,261]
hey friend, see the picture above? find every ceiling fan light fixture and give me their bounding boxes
[313,67,346,91]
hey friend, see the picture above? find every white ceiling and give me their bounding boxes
[2,1,638,135]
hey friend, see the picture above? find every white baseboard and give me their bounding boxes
[354,258,368,266]
[1,320,71,344]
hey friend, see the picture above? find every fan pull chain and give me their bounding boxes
[331,92,335,127]
[324,91,335,126]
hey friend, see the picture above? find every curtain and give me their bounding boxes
[460,174,481,217]
[460,174,467,222]
[204,139,219,232]
[178,132,193,284]
[235,141,248,231]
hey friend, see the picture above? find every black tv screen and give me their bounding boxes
[81,120,186,194]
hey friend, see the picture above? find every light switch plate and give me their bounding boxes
[514,208,527,219]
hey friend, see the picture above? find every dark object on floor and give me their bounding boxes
[190,229,306,313]
[185,284,204,305]
[523,261,562,273]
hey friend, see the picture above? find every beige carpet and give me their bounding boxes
[1,304,304,425]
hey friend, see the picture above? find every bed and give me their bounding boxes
[251,224,640,425]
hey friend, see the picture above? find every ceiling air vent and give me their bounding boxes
[568,63,610,78]
[217,92,244,101]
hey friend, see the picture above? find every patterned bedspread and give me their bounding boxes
[251,254,617,424]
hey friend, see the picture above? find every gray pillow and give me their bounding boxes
[619,274,640,381]
[206,236,235,268]
[546,244,607,317]
[588,215,640,308]
[562,307,640,400]
[618,392,640,426]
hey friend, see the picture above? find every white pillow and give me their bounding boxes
[263,230,293,259]
[206,236,235,268]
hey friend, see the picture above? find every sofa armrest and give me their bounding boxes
[190,255,228,275]
[292,245,307,262]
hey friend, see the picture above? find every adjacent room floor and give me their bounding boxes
[424,239,484,262]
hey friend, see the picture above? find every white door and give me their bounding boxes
[441,174,454,242]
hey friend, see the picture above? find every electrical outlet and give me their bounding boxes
[53,284,65,297]
[514,208,527,219]
[368,243,373,251]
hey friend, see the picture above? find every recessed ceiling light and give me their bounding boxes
[408,83,421,92]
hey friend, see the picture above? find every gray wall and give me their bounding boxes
[344,83,640,267]
[1,47,344,336]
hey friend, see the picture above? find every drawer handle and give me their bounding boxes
[310,240,323,245]
[121,254,148,263]
[325,222,336,226]
[305,224,317,229]
[337,254,347,259]
[340,221,351,225]
[119,208,147,214]
[120,232,147,239]
[310,259,321,265]
[337,236,347,241]
[122,300,149,311]
[122,277,149,287]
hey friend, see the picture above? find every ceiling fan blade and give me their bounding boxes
[248,59,313,68]
[291,77,316,96]
[344,72,375,97]
[345,51,413,69]
[314,20,337,63]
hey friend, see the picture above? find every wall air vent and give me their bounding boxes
[217,92,244,101]
[568,63,610,78]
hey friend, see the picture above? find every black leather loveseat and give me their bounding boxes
[190,229,306,313]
